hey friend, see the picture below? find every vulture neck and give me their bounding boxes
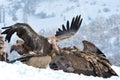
[48,36,61,54]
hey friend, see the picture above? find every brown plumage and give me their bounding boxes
[1,15,82,56]
[82,40,106,57]
[82,40,111,64]
[0,36,9,62]
[49,40,118,78]
[10,39,29,55]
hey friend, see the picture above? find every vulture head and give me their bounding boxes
[1,15,83,56]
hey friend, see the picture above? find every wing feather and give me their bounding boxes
[82,40,106,57]
[66,21,70,30]
[82,40,112,66]
[58,28,62,32]
[1,23,41,51]
[1,28,11,34]
[55,15,83,41]
[70,17,75,30]
[62,25,67,31]
[5,29,15,42]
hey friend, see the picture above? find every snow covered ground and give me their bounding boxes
[0,61,120,80]
[0,0,120,80]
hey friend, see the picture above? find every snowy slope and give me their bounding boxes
[0,61,120,80]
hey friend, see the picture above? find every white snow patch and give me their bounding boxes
[0,61,119,80]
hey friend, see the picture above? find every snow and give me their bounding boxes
[0,61,120,80]
[0,0,10,6]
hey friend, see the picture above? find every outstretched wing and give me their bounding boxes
[55,15,83,42]
[1,23,40,51]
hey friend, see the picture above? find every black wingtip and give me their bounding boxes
[1,26,12,29]
[62,25,66,31]
[78,15,83,26]
[1,29,11,34]
[55,15,83,40]
[70,15,82,31]
[1,25,15,43]
[66,20,70,30]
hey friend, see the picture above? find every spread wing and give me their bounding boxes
[55,15,83,42]
[1,23,42,51]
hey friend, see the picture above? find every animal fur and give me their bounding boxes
[0,36,9,61]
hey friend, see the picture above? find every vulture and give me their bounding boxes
[1,15,82,56]
[49,40,118,78]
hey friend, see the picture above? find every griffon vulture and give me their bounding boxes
[1,15,82,56]
[49,40,118,78]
